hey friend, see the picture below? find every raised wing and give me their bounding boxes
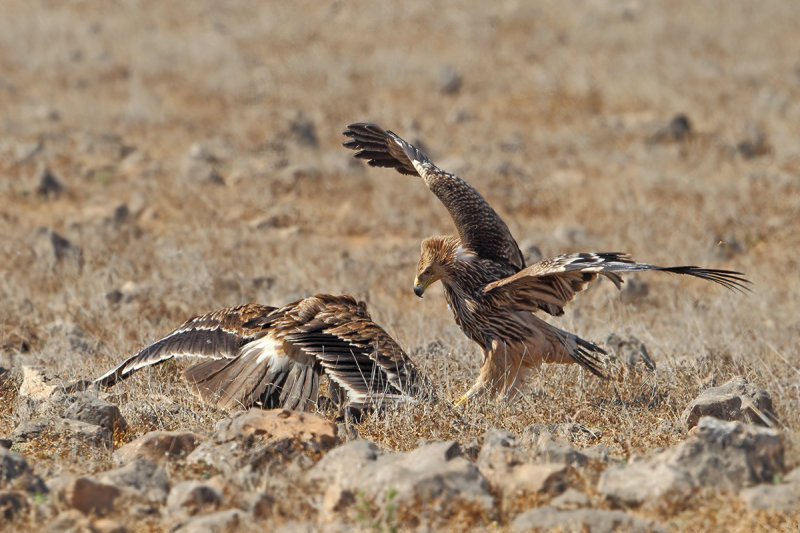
[343,122,525,269]
[484,252,750,316]
[91,304,274,388]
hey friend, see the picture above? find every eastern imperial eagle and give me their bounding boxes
[77,294,428,415]
[343,123,749,405]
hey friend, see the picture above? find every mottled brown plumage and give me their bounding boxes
[344,122,750,403]
[86,295,428,413]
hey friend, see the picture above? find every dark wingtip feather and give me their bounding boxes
[664,266,752,293]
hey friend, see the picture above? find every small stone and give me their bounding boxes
[739,482,800,512]
[172,509,249,533]
[605,333,655,371]
[167,481,222,516]
[35,167,65,198]
[551,488,591,510]
[49,509,91,532]
[67,477,120,516]
[114,431,201,464]
[0,491,29,520]
[53,418,113,449]
[512,506,668,533]
[288,113,318,148]
[532,431,589,467]
[737,124,771,159]
[63,393,127,434]
[648,114,692,144]
[247,492,275,519]
[209,409,336,452]
[309,440,493,516]
[19,366,57,399]
[91,518,127,533]
[322,483,354,513]
[96,458,169,503]
[34,228,83,271]
[0,448,48,494]
[681,376,777,429]
[599,417,784,508]
[437,65,462,94]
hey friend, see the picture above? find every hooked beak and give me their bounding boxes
[413,277,426,298]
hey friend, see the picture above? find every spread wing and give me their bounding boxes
[189,295,429,411]
[266,294,429,409]
[484,252,750,316]
[343,122,525,269]
[90,304,274,389]
[80,295,428,412]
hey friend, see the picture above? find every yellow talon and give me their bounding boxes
[453,394,469,407]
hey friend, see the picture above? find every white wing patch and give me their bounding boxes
[238,333,289,372]
[455,245,477,263]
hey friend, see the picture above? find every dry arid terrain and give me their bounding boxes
[1,1,799,531]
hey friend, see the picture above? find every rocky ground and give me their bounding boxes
[1,1,799,531]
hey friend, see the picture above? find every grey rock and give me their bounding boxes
[437,65,462,94]
[784,466,800,484]
[54,418,113,449]
[35,167,64,198]
[522,423,602,448]
[97,458,169,503]
[474,429,566,495]
[48,475,120,516]
[310,440,494,516]
[63,392,127,434]
[511,506,668,533]
[605,333,655,371]
[0,448,47,494]
[531,431,589,467]
[737,124,771,159]
[599,417,784,508]
[48,509,92,532]
[551,488,591,510]
[188,409,337,473]
[476,429,526,473]
[167,481,222,515]
[682,376,777,429]
[288,113,318,148]
[18,365,58,399]
[246,491,275,519]
[648,114,692,144]
[172,509,250,533]
[114,430,202,464]
[0,491,29,520]
[11,420,48,442]
[739,482,800,512]
[34,228,83,271]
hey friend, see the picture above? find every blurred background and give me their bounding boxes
[0,0,797,399]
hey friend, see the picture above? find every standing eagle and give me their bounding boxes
[78,294,428,415]
[343,123,749,404]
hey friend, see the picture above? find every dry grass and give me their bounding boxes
[1,0,799,530]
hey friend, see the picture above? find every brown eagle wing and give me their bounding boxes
[484,252,750,316]
[343,122,525,269]
[279,296,429,409]
[91,303,274,389]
